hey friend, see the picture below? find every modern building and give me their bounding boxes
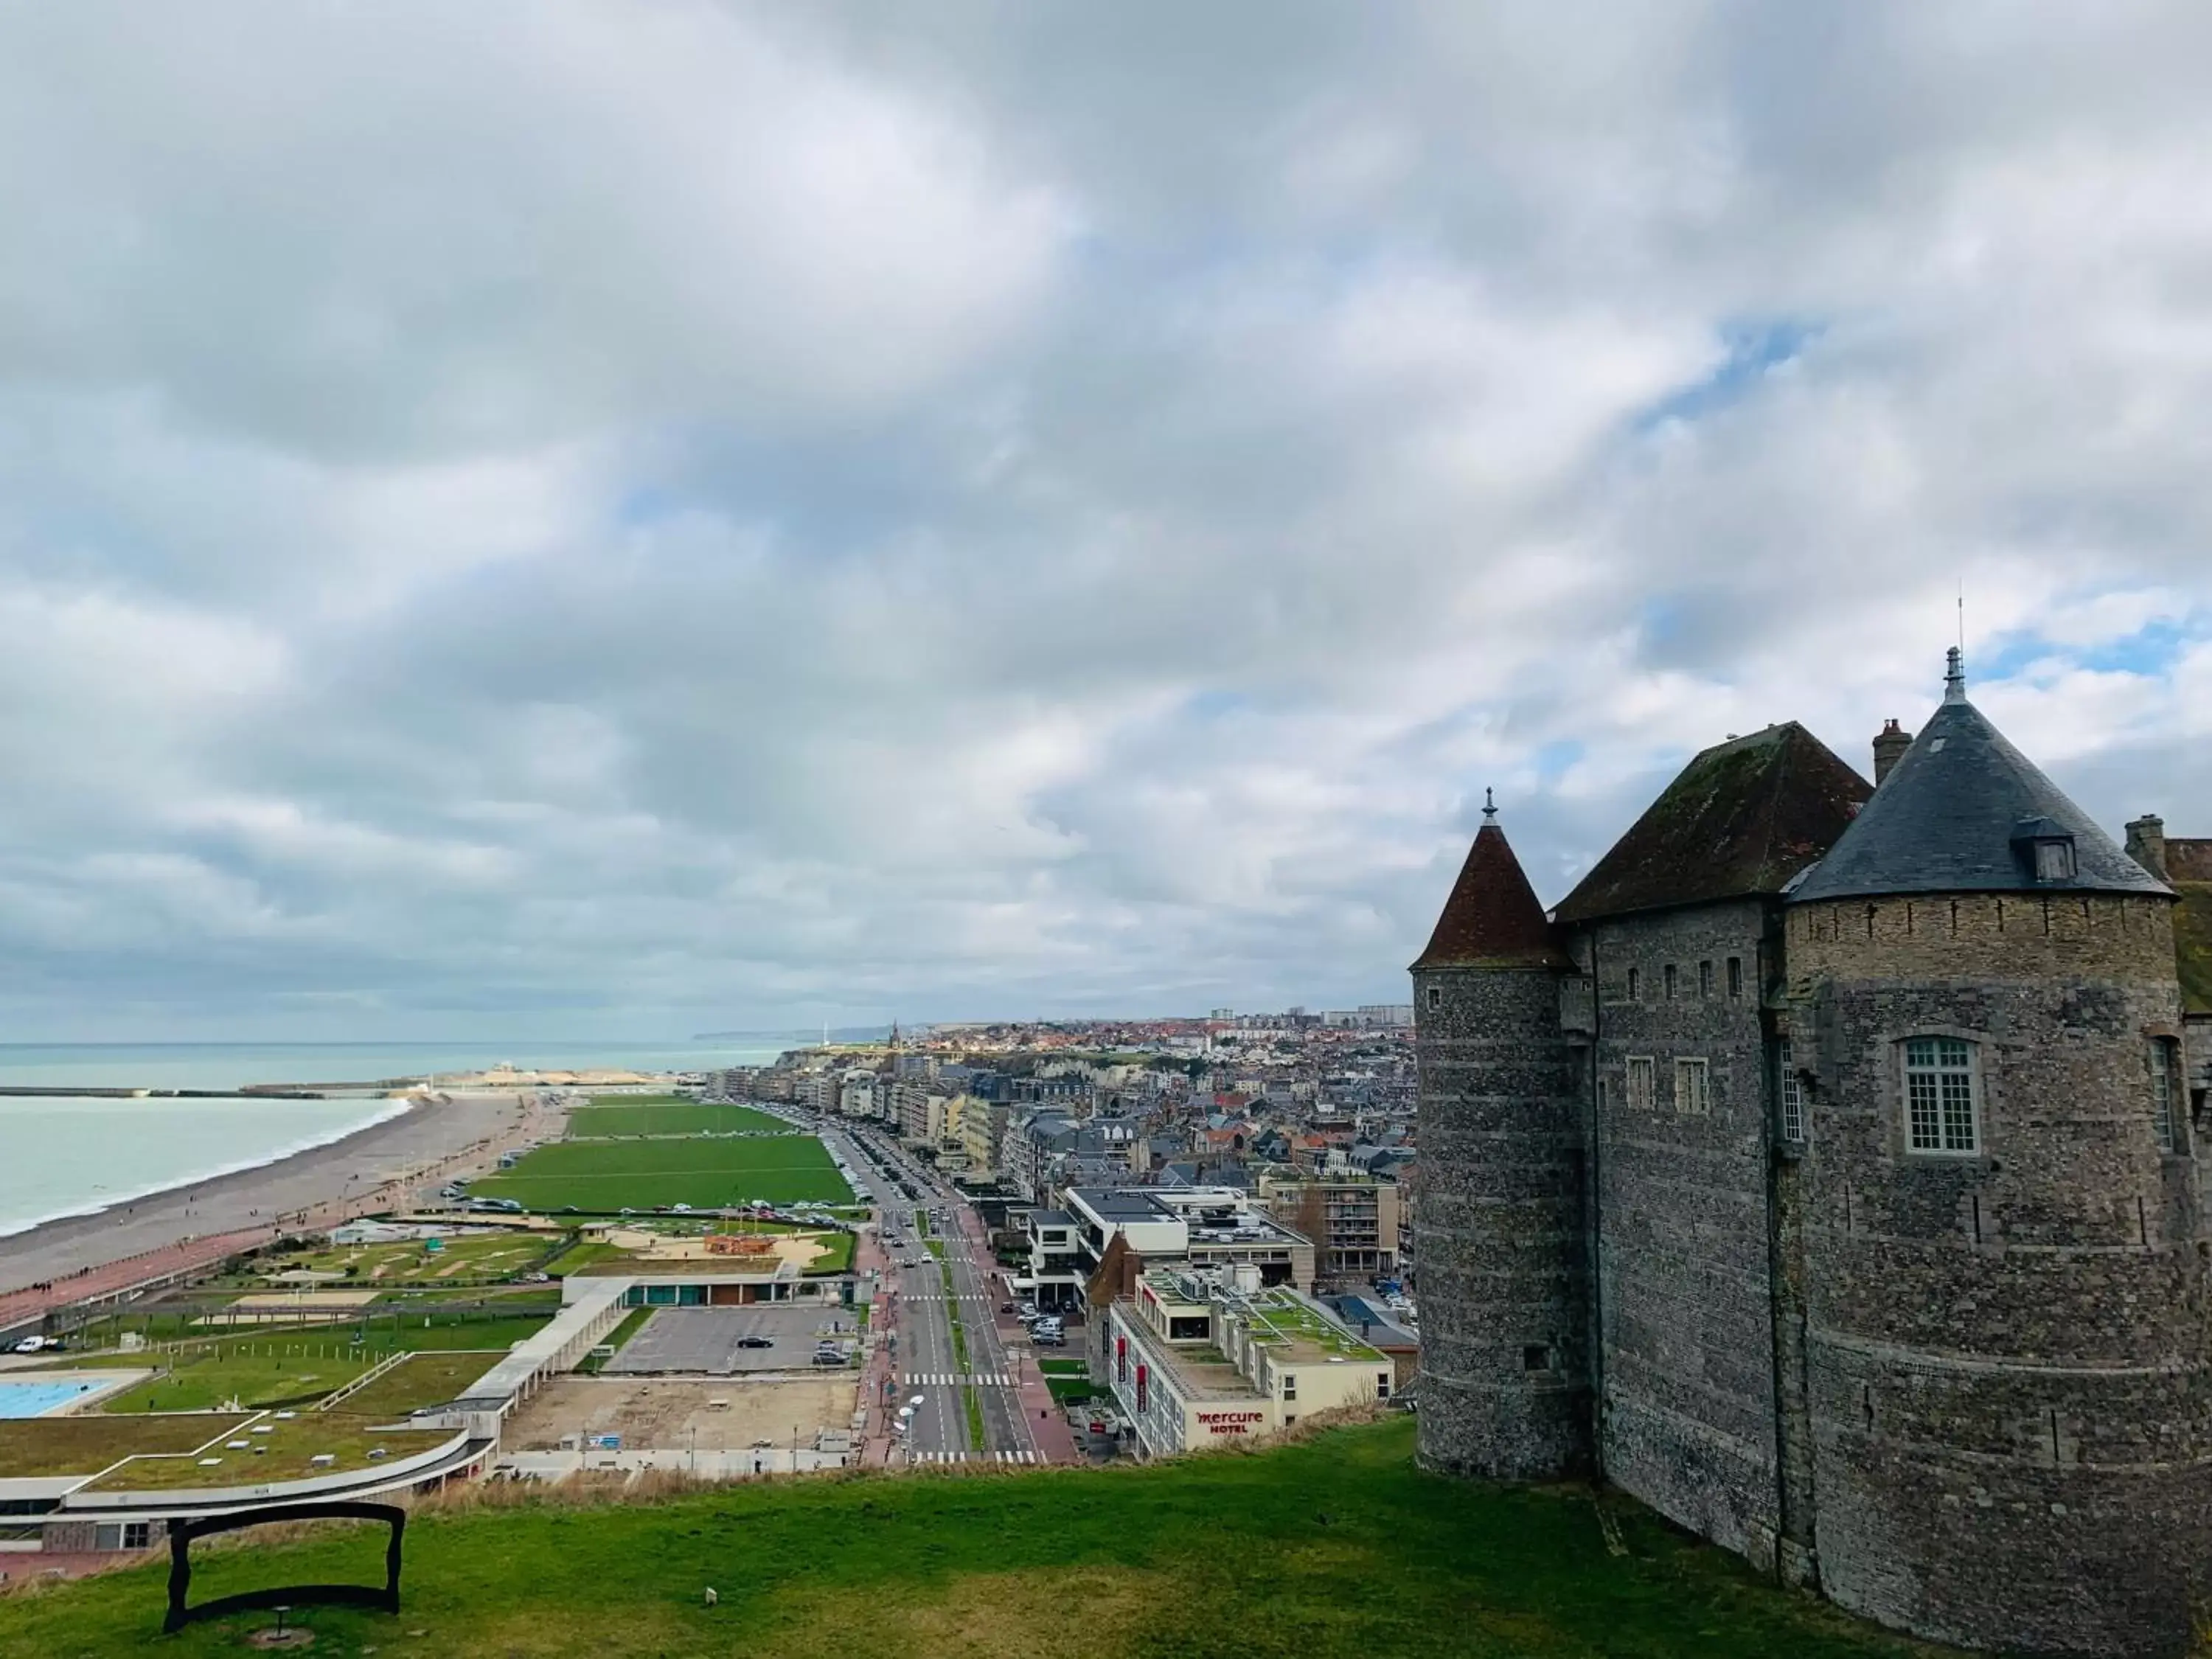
[1101,1269,1393,1458]
[1257,1172,1403,1287]
[1413,650,2212,1658]
[1015,1186,1314,1312]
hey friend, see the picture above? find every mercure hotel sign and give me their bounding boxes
[1195,1410,1265,1435]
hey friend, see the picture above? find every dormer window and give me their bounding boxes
[2011,817,2076,883]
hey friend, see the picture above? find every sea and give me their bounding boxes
[0,1040,806,1240]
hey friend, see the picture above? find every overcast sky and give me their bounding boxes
[1,2,2209,1040]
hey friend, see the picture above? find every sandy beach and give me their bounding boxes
[0,1090,563,1317]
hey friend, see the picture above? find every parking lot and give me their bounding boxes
[605,1305,857,1374]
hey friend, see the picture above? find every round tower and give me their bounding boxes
[1411,793,1590,1479]
[1786,652,2211,1656]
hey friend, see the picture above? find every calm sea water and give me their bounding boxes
[0,1040,804,1239]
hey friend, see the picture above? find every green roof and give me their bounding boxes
[2175,883,2212,1015]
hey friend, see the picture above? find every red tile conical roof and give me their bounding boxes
[1411,806,1571,970]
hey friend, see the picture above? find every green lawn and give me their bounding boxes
[0,1418,1941,1659]
[336,1352,508,1419]
[468,1134,855,1211]
[0,1414,253,1478]
[252,1233,550,1285]
[85,1419,455,1492]
[1047,1377,1099,1406]
[96,1341,379,1414]
[801,1231,855,1275]
[576,1308,651,1376]
[566,1101,793,1139]
[1036,1359,1089,1376]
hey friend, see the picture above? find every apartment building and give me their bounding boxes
[1256,1173,1403,1287]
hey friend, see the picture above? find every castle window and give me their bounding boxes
[1727,957,1743,998]
[1699,961,1714,998]
[1522,1343,1551,1372]
[2151,1040,2180,1154]
[1778,1038,1806,1142]
[1625,967,1640,1002]
[1663,964,1678,1000]
[1904,1037,1980,1155]
[1674,1057,1711,1116]
[1426,986,1441,1012]
[1626,1056,1656,1110]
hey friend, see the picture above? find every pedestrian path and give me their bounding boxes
[908,1448,1043,1464]
[902,1371,1012,1385]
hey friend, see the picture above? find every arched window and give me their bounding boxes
[1903,1037,1979,1155]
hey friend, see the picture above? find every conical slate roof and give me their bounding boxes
[1554,722,1870,925]
[1790,655,2171,905]
[1411,801,1571,970]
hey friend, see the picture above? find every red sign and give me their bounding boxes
[1136,1363,1147,1413]
[1194,1409,1265,1436]
[1116,1335,1127,1382]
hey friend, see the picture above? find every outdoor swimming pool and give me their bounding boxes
[0,1378,105,1418]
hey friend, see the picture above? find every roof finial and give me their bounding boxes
[1482,787,1498,822]
[1943,644,1966,704]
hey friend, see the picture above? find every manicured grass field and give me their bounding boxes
[468,1135,854,1211]
[566,1100,793,1139]
[0,1418,1938,1659]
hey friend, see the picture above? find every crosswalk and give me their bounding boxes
[909,1448,1043,1464]
[902,1371,1012,1386]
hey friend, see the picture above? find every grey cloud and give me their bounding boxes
[0,2,2208,1037]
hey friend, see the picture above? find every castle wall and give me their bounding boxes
[1413,964,1590,1478]
[1582,900,1784,1565]
[1788,893,2212,1657]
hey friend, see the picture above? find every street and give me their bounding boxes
[821,1121,1051,1466]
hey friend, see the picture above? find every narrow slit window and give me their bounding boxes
[1904,1037,1978,1154]
[1663,964,1678,1001]
[2152,1040,2180,1154]
[1727,957,1743,998]
[1625,967,1640,1002]
[1699,961,1714,999]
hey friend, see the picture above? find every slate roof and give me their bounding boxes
[1790,686,2171,905]
[1554,723,1870,925]
[1411,810,1572,970]
[2167,840,2212,1014]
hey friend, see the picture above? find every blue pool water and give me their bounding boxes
[0,1379,102,1418]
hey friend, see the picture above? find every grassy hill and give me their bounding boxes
[0,1418,1944,1659]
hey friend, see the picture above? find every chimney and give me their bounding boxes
[2125,815,2168,881]
[1872,719,1910,786]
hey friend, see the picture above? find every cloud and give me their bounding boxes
[0,1,2208,1038]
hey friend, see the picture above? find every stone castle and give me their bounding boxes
[1411,650,2212,1657]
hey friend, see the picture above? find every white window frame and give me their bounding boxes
[1777,1037,1806,1143]
[1903,1036,1980,1155]
[2152,1039,2180,1154]
[1625,1056,1656,1110]
[1674,1057,1711,1116]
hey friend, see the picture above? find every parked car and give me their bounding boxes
[734,1336,773,1350]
